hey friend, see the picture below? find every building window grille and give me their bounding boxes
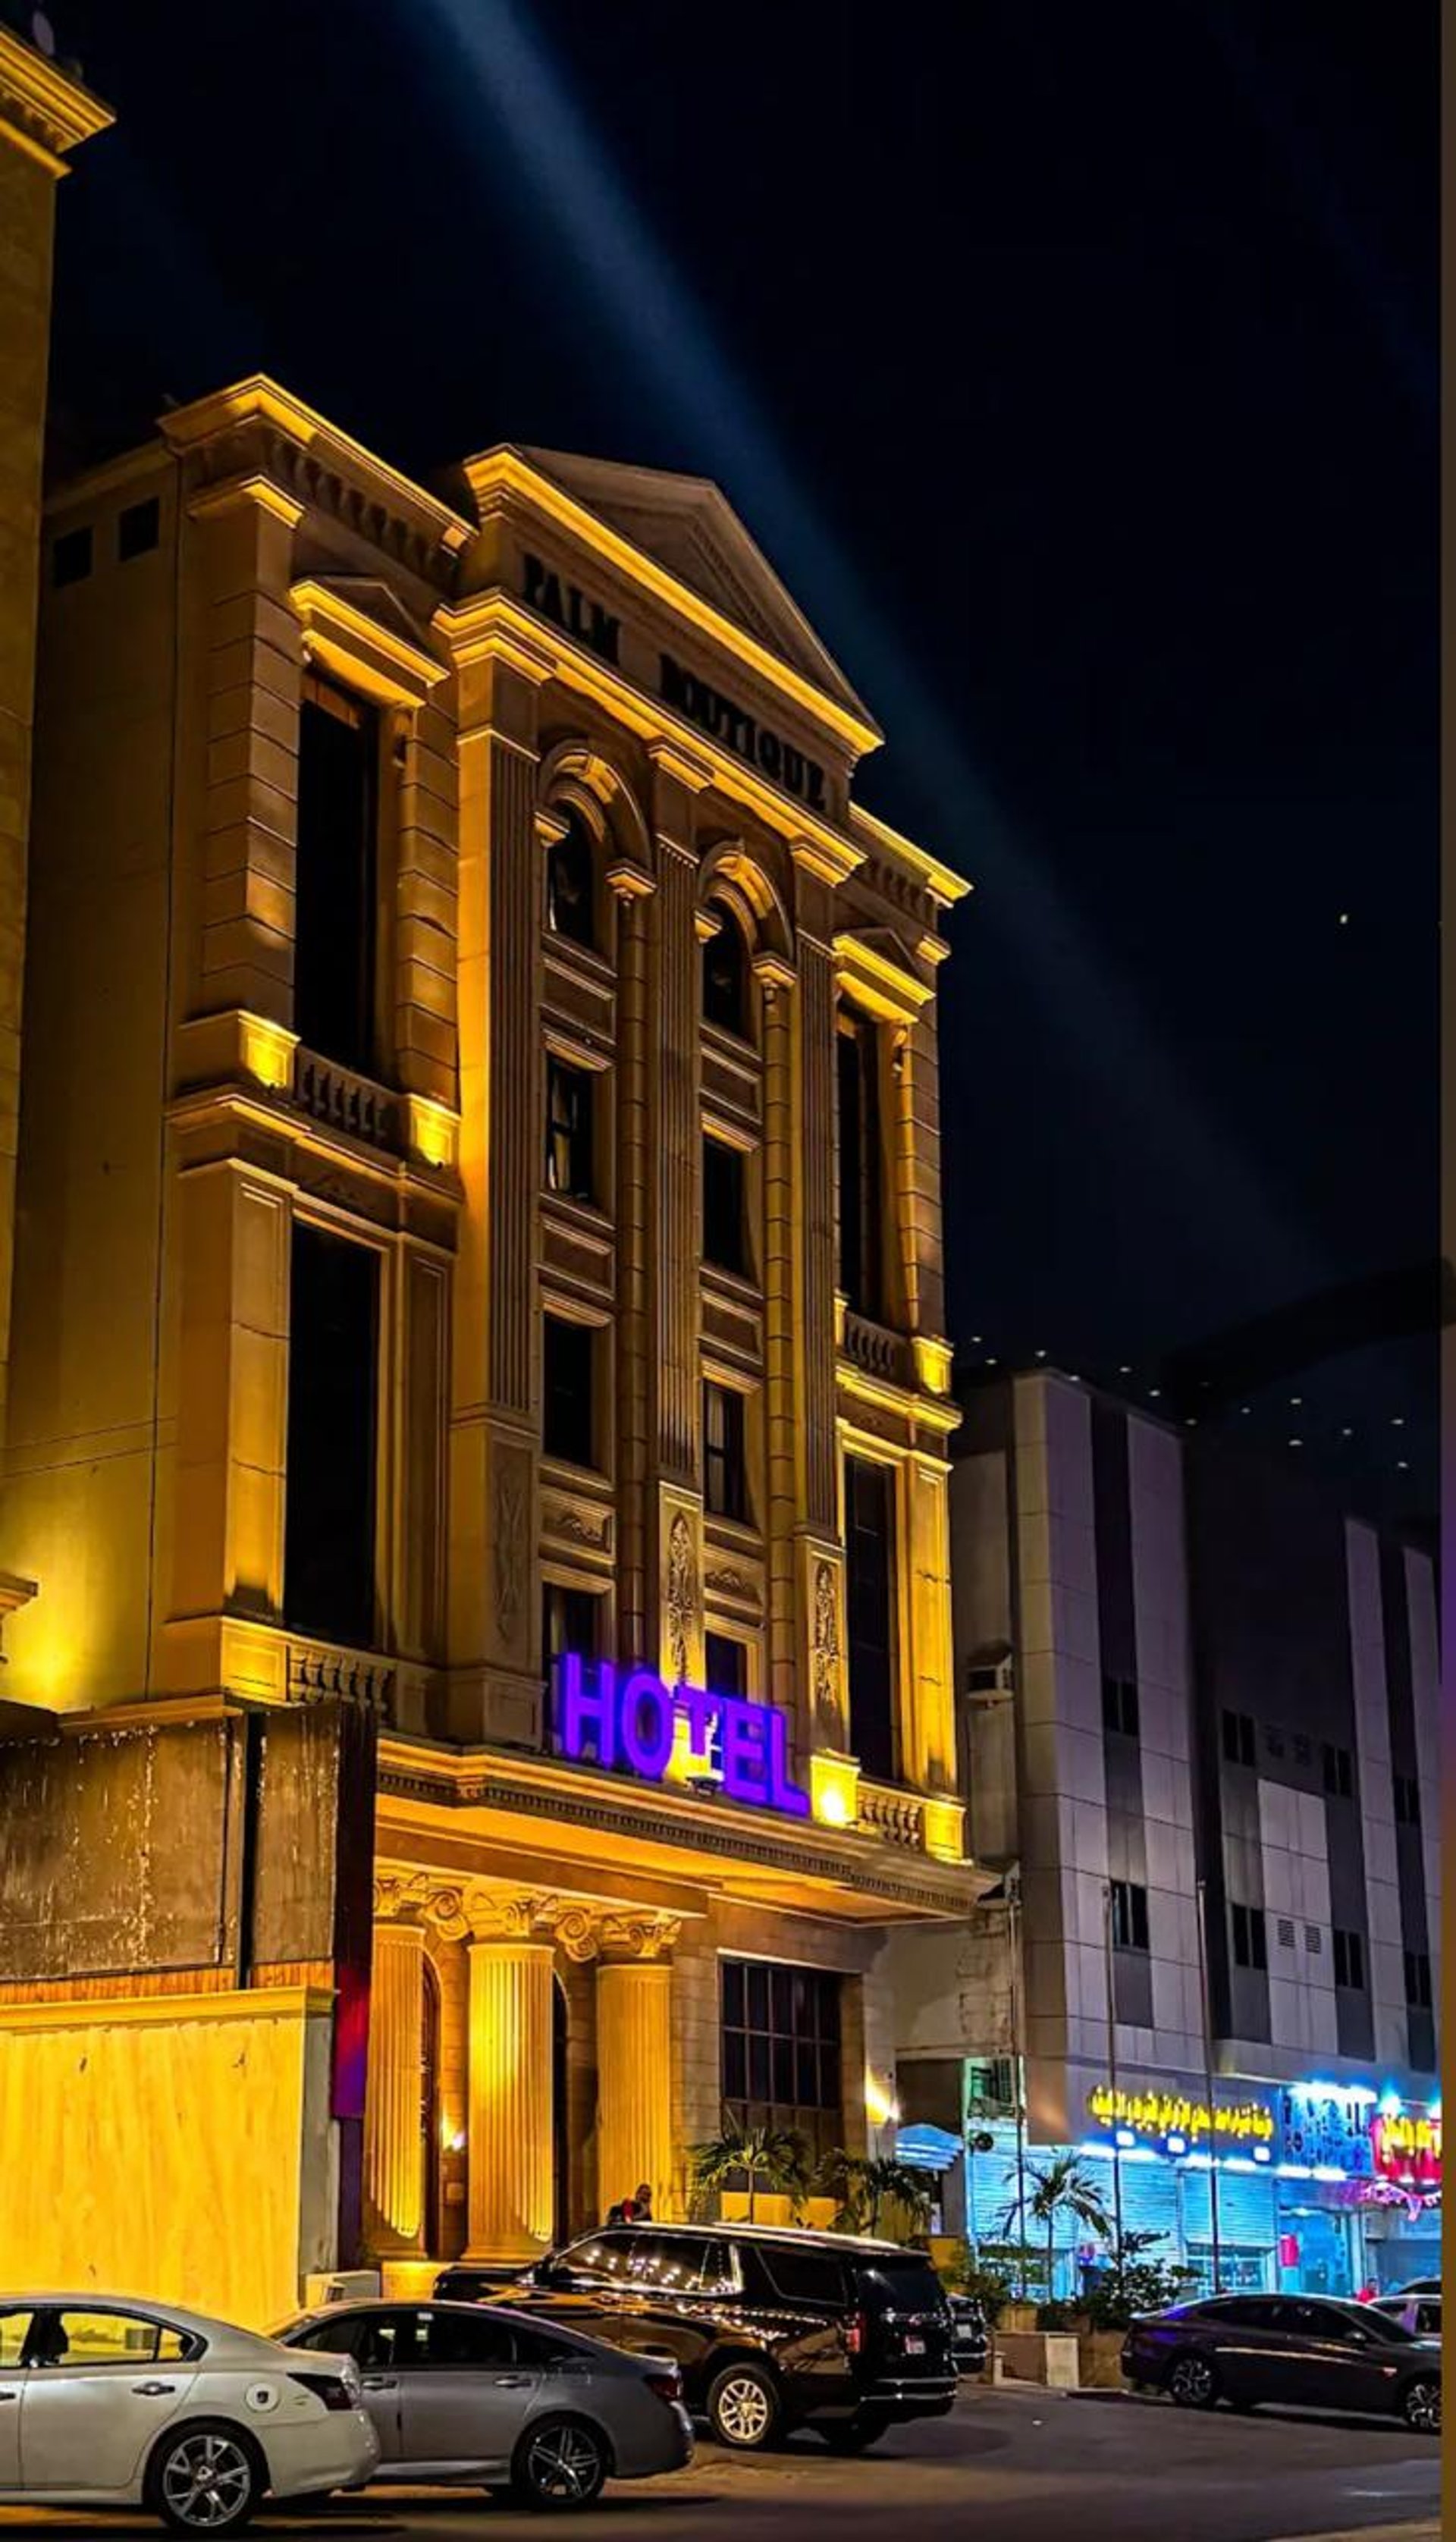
[284,1223,378,1649]
[296,672,378,1075]
[721,1960,842,2163]
[1404,1950,1432,2010]
[844,1454,896,1783]
[836,1010,886,1318]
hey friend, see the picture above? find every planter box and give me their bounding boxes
[1076,2329,1126,2389]
[1000,2302,1041,2333]
[996,2328,1081,2388]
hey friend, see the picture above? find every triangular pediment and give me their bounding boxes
[306,575,434,650]
[516,447,880,739]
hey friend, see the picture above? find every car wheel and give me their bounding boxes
[1167,2353,1220,2411]
[1403,2378,1441,2435]
[146,2421,263,2536]
[817,2409,891,2453]
[512,2414,610,2512]
[706,2360,783,2450]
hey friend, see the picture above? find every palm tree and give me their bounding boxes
[817,2150,934,2236]
[689,2116,811,2223]
[999,2154,1112,2304]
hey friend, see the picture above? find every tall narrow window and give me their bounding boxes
[704,1630,748,1698]
[844,1455,896,1781]
[703,906,750,1037]
[542,1582,602,1671]
[546,808,595,948]
[1109,1879,1150,1951]
[296,673,378,1073]
[703,1137,748,1277]
[836,1013,884,1317]
[284,1223,379,1647]
[545,1058,595,1203]
[704,1381,748,1522]
[542,1313,595,1467]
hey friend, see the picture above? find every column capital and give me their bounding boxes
[597,1913,682,1964]
[607,858,657,902]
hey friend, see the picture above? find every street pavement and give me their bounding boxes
[0,2384,1440,2542]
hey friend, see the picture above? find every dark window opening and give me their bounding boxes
[704,1381,748,1522]
[720,1958,842,2164]
[284,1224,378,1647]
[545,1058,595,1203]
[542,1583,602,1703]
[1102,1674,1140,1740]
[52,525,93,587]
[703,1137,748,1276]
[1332,1928,1365,1991]
[703,907,751,1037]
[1222,1709,1256,1769]
[1404,1949,1432,2009]
[542,1313,595,1467]
[845,1454,895,1782]
[118,497,161,561]
[546,808,595,948]
[1229,1900,1267,1972]
[836,1013,884,1317]
[704,1631,748,1698]
[1110,1878,1150,1952]
[296,673,378,1074]
[1322,1742,1354,1800]
[1394,1773,1421,1827]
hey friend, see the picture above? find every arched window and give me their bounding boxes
[702,902,750,1037]
[546,807,596,949]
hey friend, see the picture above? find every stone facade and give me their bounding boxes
[0,372,983,2313]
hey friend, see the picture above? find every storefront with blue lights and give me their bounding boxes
[911,2075,1442,2299]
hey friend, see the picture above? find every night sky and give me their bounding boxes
[42,0,1437,1528]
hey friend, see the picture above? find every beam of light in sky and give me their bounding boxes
[420,0,1319,1301]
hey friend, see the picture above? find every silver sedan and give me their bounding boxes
[277,2298,693,2509]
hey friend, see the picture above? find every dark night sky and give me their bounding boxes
[43,0,1437,1527]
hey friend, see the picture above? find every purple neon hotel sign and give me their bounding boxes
[554,1653,810,1818]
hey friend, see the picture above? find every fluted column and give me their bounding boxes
[465,1932,556,2261]
[595,1934,677,2222]
[363,1921,425,2253]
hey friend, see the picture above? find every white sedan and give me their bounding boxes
[0,2293,378,2533]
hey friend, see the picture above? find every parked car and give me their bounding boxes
[0,2292,376,2535]
[277,2297,692,2508]
[441,2220,956,2451]
[948,2293,989,2377]
[1371,2292,1442,2340]
[1121,2293,1441,2434]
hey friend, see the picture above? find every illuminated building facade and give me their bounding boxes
[892,1370,1441,2297]
[0,377,981,2318]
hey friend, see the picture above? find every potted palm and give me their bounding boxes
[815,2150,934,2238]
[689,2115,811,2223]
[996,2155,1112,2387]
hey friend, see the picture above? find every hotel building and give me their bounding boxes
[892,1370,1441,2299]
[0,375,982,2321]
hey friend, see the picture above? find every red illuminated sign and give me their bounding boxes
[1370,2108,1442,2190]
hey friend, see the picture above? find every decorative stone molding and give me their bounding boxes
[373,1874,682,1964]
[596,1913,682,1963]
[665,1508,696,1690]
[811,1558,844,1742]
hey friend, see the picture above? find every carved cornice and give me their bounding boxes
[0,30,112,176]
[372,1871,682,1961]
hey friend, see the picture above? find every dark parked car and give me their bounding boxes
[948,2293,989,2377]
[438,2221,956,2451]
[1121,2294,1442,2434]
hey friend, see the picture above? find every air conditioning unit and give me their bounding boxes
[303,2270,381,2308]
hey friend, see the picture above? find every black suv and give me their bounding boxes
[437,2222,956,2451]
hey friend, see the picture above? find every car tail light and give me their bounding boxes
[289,2370,355,2412]
[643,2370,681,2405]
[845,2311,868,2356]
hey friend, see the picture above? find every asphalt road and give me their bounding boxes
[0,2387,1440,2542]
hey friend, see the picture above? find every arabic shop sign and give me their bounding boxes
[1370,2107,1442,2191]
[1086,2084,1275,2153]
[554,1653,809,1819]
[520,552,830,811]
[1277,2082,1375,2176]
